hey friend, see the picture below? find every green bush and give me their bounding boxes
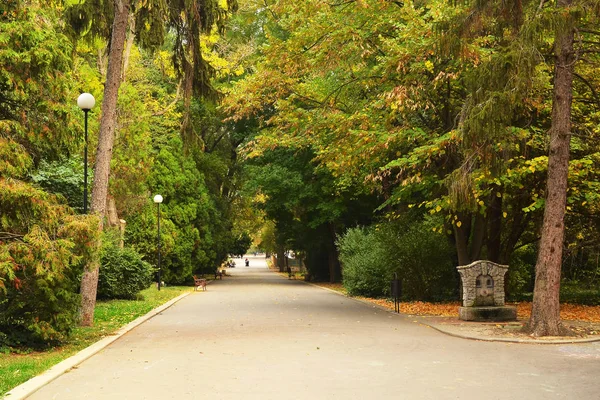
[98,240,153,300]
[0,213,99,349]
[0,229,81,348]
[337,217,458,302]
[559,281,600,305]
[379,218,458,302]
[338,227,390,297]
[505,244,536,300]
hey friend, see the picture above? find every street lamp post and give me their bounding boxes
[77,93,95,214]
[154,194,163,290]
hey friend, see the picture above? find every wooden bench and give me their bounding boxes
[193,275,207,291]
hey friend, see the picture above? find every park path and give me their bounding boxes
[28,255,600,399]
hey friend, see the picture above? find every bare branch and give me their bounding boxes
[0,232,25,241]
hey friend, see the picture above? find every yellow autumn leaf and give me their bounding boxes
[456,221,462,228]
[503,212,507,218]
[425,60,434,73]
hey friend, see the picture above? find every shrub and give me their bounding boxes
[505,245,536,300]
[338,217,458,302]
[338,227,389,297]
[0,213,99,349]
[98,240,153,300]
[558,281,600,305]
[379,218,458,302]
[0,228,81,348]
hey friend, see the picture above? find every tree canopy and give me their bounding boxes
[1,0,600,343]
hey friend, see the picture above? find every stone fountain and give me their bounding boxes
[456,260,517,322]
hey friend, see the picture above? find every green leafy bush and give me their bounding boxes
[0,227,81,349]
[337,218,458,301]
[338,227,389,297]
[98,240,153,300]
[559,281,600,305]
[0,197,99,349]
[505,245,536,300]
[380,218,458,302]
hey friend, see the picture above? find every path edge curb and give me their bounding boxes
[420,322,600,344]
[4,291,191,400]
[304,280,600,345]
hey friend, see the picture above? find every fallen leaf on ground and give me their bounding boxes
[312,283,600,322]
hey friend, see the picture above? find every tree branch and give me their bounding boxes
[573,72,600,109]
[153,80,182,117]
[0,232,25,241]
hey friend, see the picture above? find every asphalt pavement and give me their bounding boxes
[18,255,600,399]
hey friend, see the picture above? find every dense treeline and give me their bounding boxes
[221,0,600,335]
[1,0,599,345]
[0,0,247,347]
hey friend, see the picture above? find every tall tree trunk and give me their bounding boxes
[276,246,285,273]
[327,223,341,283]
[454,212,472,265]
[527,3,575,337]
[180,43,195,145]
[469,214,485,261]
[80,0,131,326]
[487,194,502,263]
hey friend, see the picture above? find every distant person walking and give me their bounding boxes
[245,258,249,267]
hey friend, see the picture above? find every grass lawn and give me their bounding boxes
[0,285,190,396]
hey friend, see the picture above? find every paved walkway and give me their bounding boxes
[25,256,600,399]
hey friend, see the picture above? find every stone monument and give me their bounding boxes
[456,260,517,321]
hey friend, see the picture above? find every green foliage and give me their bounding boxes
[0,174,100,348]
[98,238,153,300]
[506,245,536,299]
[0,0,107,348]
[0,0,77,178]
[31,158,86,212]
[223,0,600,292]
[231,232,252,257]
[0,214,100,349]
[126,136,221,283]
[337,227,389,297]
[379,218,459,302]
[0,226,80,348]
[244,146,379,280]
[257,220,277,255]
[559,282,600,306]
[337,218,458,301]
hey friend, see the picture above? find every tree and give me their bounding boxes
[71,0,239,325]
[78,0,132,326]
[0,0,102,345]
[244,146,379,281]
[223,0,547,272]
[224,0,600,315]
[527,0,577,336]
